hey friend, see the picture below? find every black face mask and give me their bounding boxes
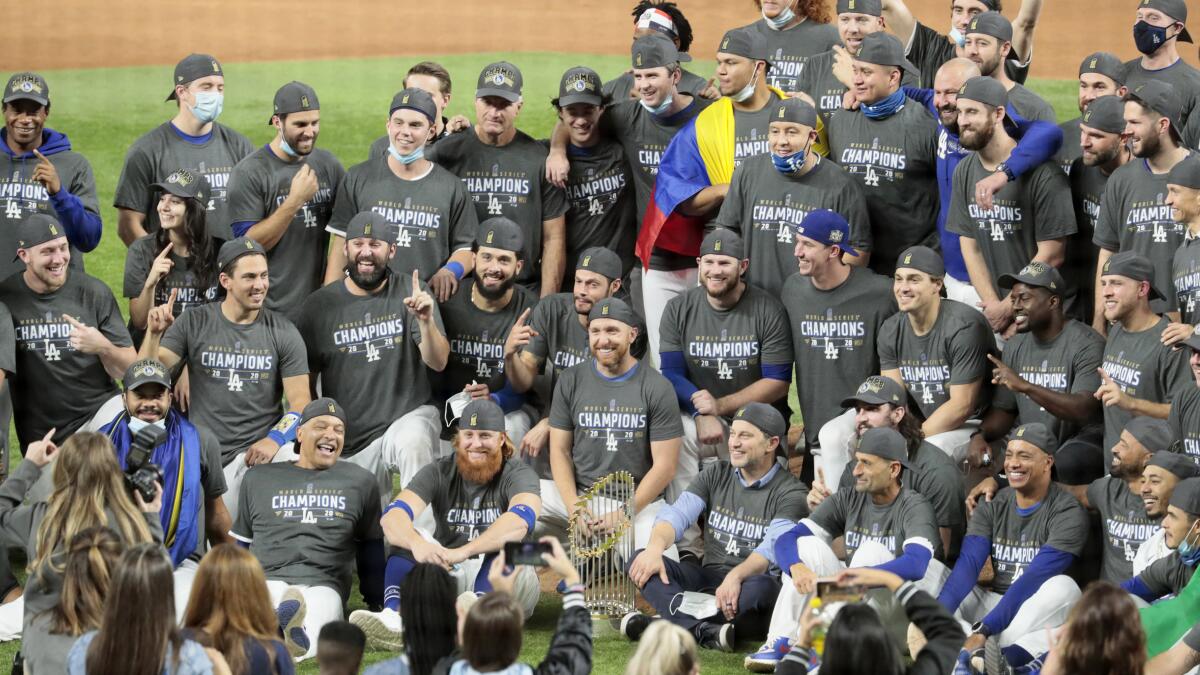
[1134,20,1175,55]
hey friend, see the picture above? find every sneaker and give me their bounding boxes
[695,621,735,652]
[744,636,791,672]
[349,607,404,652]
[620,611,653,641]
[276,587,309,658]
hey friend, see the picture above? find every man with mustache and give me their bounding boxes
[226,81,344,322]
[1133,451,1200,576]
[1123,477,1200,606]
[1055,52,1127,173]
[297,211,449,499]
[960,12,1055,122]
[350,398,541,649]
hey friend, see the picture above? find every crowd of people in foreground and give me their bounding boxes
[5,0,1200,672]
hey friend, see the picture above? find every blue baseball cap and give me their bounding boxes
[793,209,858,256]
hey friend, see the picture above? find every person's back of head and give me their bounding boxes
[1049,581,1145,675]
[50,526,122,636]
[402,563,458,675]
[182,543,280,675]
[86,543,179,675]
[822,603,904,675]
[318,620,366,675]
[461,592,523,671]
[624,620,697,675]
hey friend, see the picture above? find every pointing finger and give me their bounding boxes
[1097,367,1113,385]
[62,314,85,328]
[516,307,531,326]
[42,428,55,443]
[154,242,175,261]
[32,149,49,163]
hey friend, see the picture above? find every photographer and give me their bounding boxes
[0,431,162,642]
[100,358,233,619]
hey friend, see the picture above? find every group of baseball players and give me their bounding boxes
[4,0,1200,671]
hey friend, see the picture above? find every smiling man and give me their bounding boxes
[961,12,1055,122]
[1133,452,1200,575]
[1055,52,1127,172]
[1123,476,1200,606]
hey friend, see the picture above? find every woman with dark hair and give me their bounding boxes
[68,543,218,675]
[182,544,293,675]
[779,568,963,675]
[1042,581,1146,675]
[362,563,460,675]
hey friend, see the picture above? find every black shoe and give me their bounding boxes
[695,621,735,652]
[620,611,654,641]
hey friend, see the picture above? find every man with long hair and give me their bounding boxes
[352,398,540,650]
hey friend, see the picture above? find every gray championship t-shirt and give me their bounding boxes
[1066,159,1109,322]
[809,485,943,561]
[602,67,711,103]
[967,484,1088,594]
[713,155,871,296]
[1123,58,1200,148]
[1169,385,1200,461]
[878,299,995,420]
[1056,117,1082,174]
[160,303,309,464]
[782,266,897,445]
[524,293,590,399]
[297,273,443,456]
[1136,552,1196,599]
[327,157,477,281]
[1100,316,1191,464]
[0,271,127,446]
[113,122,254,239]
[406,455,540,549]
[906,21,1030,88]
[427,130,568,288]
[687,460,809,573]
[558,139,637,284]
[1087,475,1157,583]
[1094,158,1189,314]
[733,93,783,168]
[991,319,1104,442]
[438,280,537,402]
[827,104,939,274]
[1173,233,1200,325]
[798,50,920,125]
[226,145,344,321]
[232,461,382,598]
[549,360,683,491]
[947,156,1076,292]
[122,234,220,318]
[750,19,841,94]
[659,284,792,410]
[1005,84,1056,123]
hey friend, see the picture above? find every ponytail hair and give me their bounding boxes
[47,526,123,635]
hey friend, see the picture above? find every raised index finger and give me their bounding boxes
[1097,367,1113,384]
[62,314,85,328]
[516,307,531,326]
[32,149,50,163]
[154,242,175,261]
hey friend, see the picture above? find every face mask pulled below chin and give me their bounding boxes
[948,27,967,48]
[763,2,796,30]
[731,66,761,103]
[127,417,167,434]
[771,147,808,175]
[388,144,425,165]
[1133,20,1174,55]
[189,91,223,124]
[639,92,674,116]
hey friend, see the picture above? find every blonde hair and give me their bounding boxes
[32,432,154,582]
[624,621,697,675]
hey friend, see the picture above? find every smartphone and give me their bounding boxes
[504,540,552,567]
[816,580,867,604]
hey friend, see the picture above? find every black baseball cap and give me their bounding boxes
[998,260,1066,296]
[896,246,945,278]
[3,72,49,106]
[588,297,638,327]
[476,61,523,103]
[217,237,267,274]
[717,27,771,65]
[965,11,1013,42]
[1167,154,1200,189]
[836,0,882,16]
[1124,417,1175,453]
[345,211,397,243]
[1148,451,1200,480]
[151,168,210,202]
[1142,0,1193,43]
[576,247,623,281]
[14,213,66,257]
[123,359,172,391]
[770,97,818,129]
[390,87,437,123]
[1080,95,1128,135]
[270,81,319,124]
[1170,477,1200,515]
[476,218,524,254]
[554,67,604,107]
[855,32,920,79]
[958,76,1009,109]
[1101,250,1163,300]
[856,427,912,469]
[1079,52,1126,85]
[699,229,745,260]
[166,53,223,101]
[460,399,506,432]
[1130,80,1185,136]
[842,375,907,408]
[1009,422,1058,456]
[733,402,787,442]
[632,34,691,70]
[301,397,347,426]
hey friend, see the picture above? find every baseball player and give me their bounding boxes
[327,88,476,299]
[712,98,870,296]
[297,211,448,498]
[367,61,467,156]
[603,1,713,102]
[1093,81,1191,330]
[226,81,344,322]
[114,53,253,243]
[140,237,311,523]
[947,76,1075,337]
[752,427,944,670]
[0,71,101,276]
[1134,452,1200,576]
[743,0,840,94]
[1122,476,1200,605]
[826,32,938,274]
[427,61,568,296]
[937,423,1088,671]
[623,403,808,652]
[783,210,896,482]
[1168,156,1200,325]
[540,297,683,550]
[961,12,1056,122]
[659,229,791,493]
[1055,53,1127,172]
[1094,252,1191,467]
[1168,332,1200,461]
[877,246,995,460]
[1123,0,1200,147]
[231,397,384,660]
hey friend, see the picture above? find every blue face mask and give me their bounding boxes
[189,91,223,124]
[771,142,811,175]
[948,27,967,48]
[388,143,425,165]
[1134,20,1174,55]
[278,136,299,158]
[763,2,796,30]
[1180,522,1200,567]
[862,88,907,120]
[639,92,674,116]
[127,417,167,435]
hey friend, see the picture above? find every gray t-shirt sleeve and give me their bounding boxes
[947,321,990,385]
[877,316,900,371]
[1030,165,1077,241]
[684,463,716,504]
[658,297,684,354]
[326,170,360,237]
[113,144,156,212]
[901,492,941,550]
[405,462,442,506]
[123,237,153,299]
[712,170,746,234]
[965,497,996,540]
[541,173,568,221]
[199,426,227,499]
[448,180,479,252]
[225,159,271,225]
[1093,176,1121,251]
[1045,495,1089,556]
[809,489,848,536]
[760,304,793,365]
[95,287,133,348]
[275,320,310,379]
[646,373,684,442]
[946,160,974,238]
[1071,334,1104,394]
[1138,554,1191,598]
[231,473,254,541]
[0,303,15,376]
[549,372,575,431]
[1160,345,1193,402]
[502,462,542,501]
[523,298,554,361]
[159,309,191,362]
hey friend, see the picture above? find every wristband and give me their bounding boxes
[443,261,465,280]
[267,411,302,446]
[508,503,537,532]
[385,499,415,521]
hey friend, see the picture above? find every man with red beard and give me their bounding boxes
[350,399,541,650]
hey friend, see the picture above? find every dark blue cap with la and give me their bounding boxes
[792,209,858,256]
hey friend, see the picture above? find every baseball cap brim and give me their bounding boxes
[556,92,604,107]
[840,391,888,408]
[1182,26,1194,43]
[997,272,1061,294]
[1176,333,1200,352]
[150,181,198,199]
[476,88,520,102]
[2,92,48,106]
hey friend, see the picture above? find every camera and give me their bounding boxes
[124,425,166,503]
[504,540,553,567]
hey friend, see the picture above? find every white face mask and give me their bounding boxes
[731,64,762,103]
[127,417,167,434]
[444,390,473,428]
[763,0,797,30]
[948,26,967,47]
[671,591,720,619]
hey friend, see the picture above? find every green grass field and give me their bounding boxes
[0,52,1079,673]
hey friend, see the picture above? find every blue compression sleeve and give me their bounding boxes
[1005,116,1063,178]
[488,382,525,413]
[902,86,936,110]
[231,221,255,238]
[49,189,101,252]
[660,351,700,415]
[774,521,816,572]
[762,363,792,383]
[874,542,933,581]
[981,546,1074,636]
[938,535,991,612]
[1121,576,1159,603]
[754,518,800,566]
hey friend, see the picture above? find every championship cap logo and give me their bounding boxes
[848,0,855,8]
[486,230,495,244]
[829,229,843,242]
[602,304,610,316]
[364,223,373,236]
[1103,259,1111,272]
[1017,427,1025,437]
[722,36,730,49]
[49,224,58,236]
[167,170,194,186]
[574,80,586,92]
[301,95,310,108]
[903,253,913,264]
[245,240,254,250]
[736,408,745,418]
[864,378,883,393]
[714,240,722,251]
[1089,57,1098,69]
[958,83,967,95]
[211,61,220,72]
[11,76,41,94]
[778,106,785,118]
[636,52,643,67]
[582,255,592,267]
[327,402,336,413]
[1083,109,1092,123]
[470,413,478,425]
[402,94,410,104]
[970,17,978,29]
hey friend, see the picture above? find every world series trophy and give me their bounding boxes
[567,471,637,623]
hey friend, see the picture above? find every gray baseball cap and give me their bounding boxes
[15,213,66,253]
[1124,417,1175,454]
[896,246,945,278]
[770,97,818,129]
[390,87,437,123]
[576,247,623,281]
[166,53,223,101]
[1079,52,1126,85]
[1148,451,1200,480]
[151,168,210,202]
[1080,95,1128,135]
[123,359,171,391]
[345,211,397,243]
[998,260,1066,296]
[699,229,745,260]
[855,32,920,79]
[856,427,912,469]
[1167,154,1200,189]
[3,72,49,106]
[965,11,1013,42]
[588,297,638,327]
[836,0,882,16]
[733,402,787,442]
[460,399,506,432]
[1131,80,1185,137]
[476,61,523,102]
[1142,0,1192,43]
[717,27,770,65]
[632,34,691,70]
[476,217,524,254]
[269,81,319,124]
[554,67,604,108]
[1009,422,1058,456]
[958,76,1009,109]
[841,375,907,408]
[1170,477,1200,515]
[301,397,347,426]
[217,237,267,274]
[1101,250,1163,300]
